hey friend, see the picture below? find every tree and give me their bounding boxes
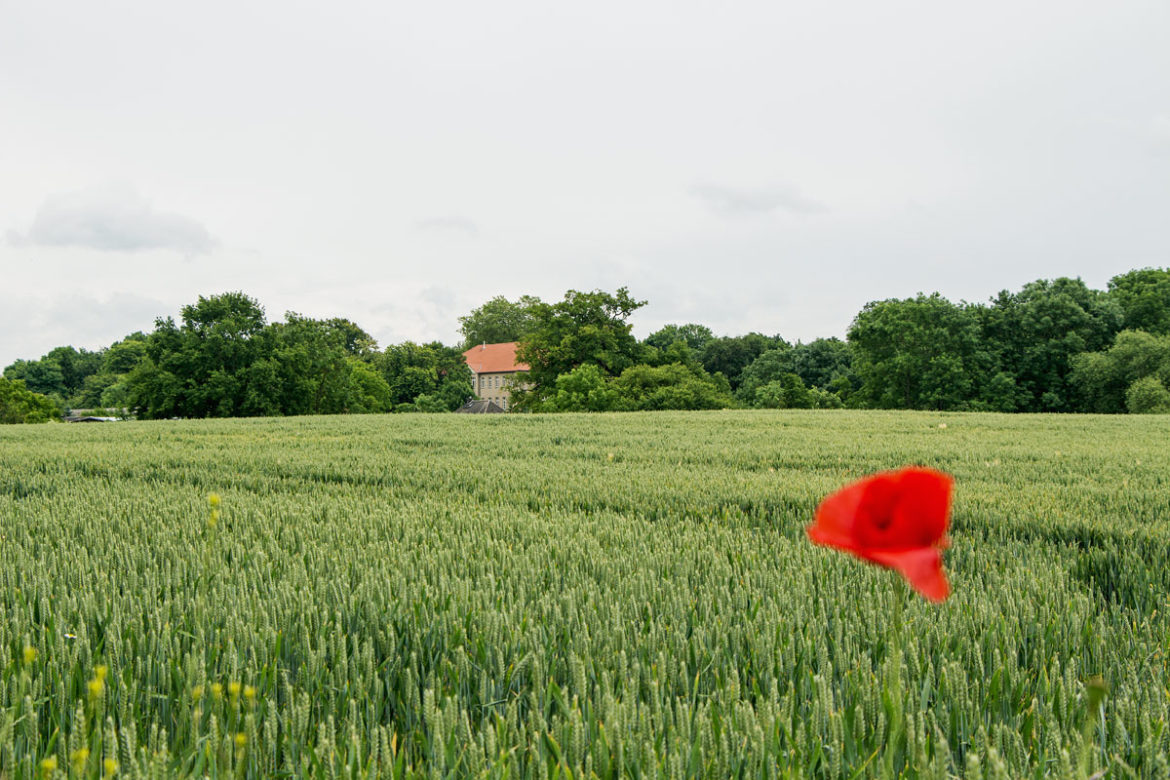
[848,293,995,410]
[981,278,1122,412]
[1070,330,1170,413]
[1108,268,1170,335]
[263,313,365,415]
[324,318,379,358]
[643,323,715,352]
[699,333,786,390]
[45,346,103,396]
[0,378,60,423]
[73,333,151,410]
[736,347,795,403]
[538,364,622,412]
[3,359,65,398]
[347,359,393,413]
[788,338,855,390]
[75,372,119,408]
[103,333,149,375]
[126,292,269,418]
[610,363,734,411]
[1126,376,1170,414]
[377,341,473,411]
[753,374,813,409]
[459,295,541,349]
[514,288,646,406]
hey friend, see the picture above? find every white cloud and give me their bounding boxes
[690,183,828,217]
[414,216,479,236]
[9,184,216,255]
[0,292,167,368]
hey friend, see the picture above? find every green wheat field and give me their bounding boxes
[2,411,1168,778]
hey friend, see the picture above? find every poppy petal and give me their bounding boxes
[889,468,952,548]
[845,467,951,551]
[807,471,897,550]
[868,547,950,603]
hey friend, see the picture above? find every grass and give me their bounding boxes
[1,410,1167,778]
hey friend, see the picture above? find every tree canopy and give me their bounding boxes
[458,295,541,349]
[848,294,997,411]
[0,378,60,424]
[1108,268,1170,335]
[513,287,646,407]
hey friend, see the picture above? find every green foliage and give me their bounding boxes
[458,295,541,349]
[1,411,1168,777]
[753,373,813,408]
[347,359,393,413]
[0,377,60,423]
[3,357,66,398]
[788,337,855,390]
[849,294,995,410]
[45,345,104,394]
[1125,375,1170,414]
[377,341,473,411]
[122,292,270,418]
[610,362,735,410]
[110,293,462,418]
[699,333,786,390]
[6,268,1170,419]
[981,278,1122,412]
[737,347,795,402]
[808,386,844,408]
[102,333,149,374]
[515,287,646,406]
[1070,330,1170,413]
[643,322,715,352]
[540,363,622,411]
[750,374,844,409]
[1108,267,1170,335]
[539,362,734,412]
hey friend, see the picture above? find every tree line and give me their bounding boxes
[2,292,472,420]
[464,268,1170,414]
[2,266,1168,422]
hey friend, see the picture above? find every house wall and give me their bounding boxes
[473,371,521,410]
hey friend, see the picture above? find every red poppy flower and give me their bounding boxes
[807,467,953,602]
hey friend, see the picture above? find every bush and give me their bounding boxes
[753,374,812,409]
[1126,376,1170,414]
[611,363,734,411]
[0,378,61,424]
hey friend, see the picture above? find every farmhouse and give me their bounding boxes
[462,341,529,411]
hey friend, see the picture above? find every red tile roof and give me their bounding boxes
[462,342,529,374]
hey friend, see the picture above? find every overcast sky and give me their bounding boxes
[2,1,1168,368]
